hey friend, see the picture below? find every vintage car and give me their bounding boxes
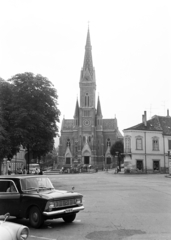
[0,175,84,228]
[0,213,29,240]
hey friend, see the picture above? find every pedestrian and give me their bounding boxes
[8,165,11,175]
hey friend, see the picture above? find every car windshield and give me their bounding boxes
[21,177,54,191]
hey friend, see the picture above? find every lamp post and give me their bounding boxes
[115,151,119,173]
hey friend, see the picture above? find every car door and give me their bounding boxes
[0,180,21,216]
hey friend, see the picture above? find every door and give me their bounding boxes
[0,180,20,216]
[84,156,89,164]
[153,160,160,172]
[136,160,143,172]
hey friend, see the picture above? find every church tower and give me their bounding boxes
[58,28,123,169]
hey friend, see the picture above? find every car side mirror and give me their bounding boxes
[3,213,10,222]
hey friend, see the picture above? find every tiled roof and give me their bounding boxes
[124,115,171,135]
[157,116,171,135]
[103,119,117,130]
[124,117,162,131]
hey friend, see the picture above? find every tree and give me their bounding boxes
[110,141,124,170]
[7,72,61,170]
[0,79,21,174]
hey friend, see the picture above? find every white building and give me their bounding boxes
[123,110,171,173]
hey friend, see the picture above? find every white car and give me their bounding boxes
[0,213,29,240]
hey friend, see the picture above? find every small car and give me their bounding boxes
[0,175,84,228]
[0,213,29,240]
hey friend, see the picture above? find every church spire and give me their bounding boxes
[97,95,102,117]
[81,28,95,82]
[74,98,79,118]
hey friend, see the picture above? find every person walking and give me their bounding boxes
[8,165,11,175]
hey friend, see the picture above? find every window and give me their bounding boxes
[152,137,159,151]
[168,140,171,150]
[125,136,131,152]
[107,138,111,147]
[136,137,143,150]
[67,139,70,147]
[85,93,89,107]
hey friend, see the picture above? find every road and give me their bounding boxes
[13,171,171,240]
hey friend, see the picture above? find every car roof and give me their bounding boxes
[0,175,48,180]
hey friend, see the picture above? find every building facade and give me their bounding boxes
[58,29,123,169]
[123,110,171,173]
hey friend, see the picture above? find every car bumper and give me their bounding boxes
[43,206,84,216]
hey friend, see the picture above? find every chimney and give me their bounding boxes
[144,111,147,126]
[167,109,170,117]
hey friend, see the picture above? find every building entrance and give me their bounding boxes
[84,156,90,165]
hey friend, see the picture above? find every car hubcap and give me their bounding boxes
[33,212,38,222]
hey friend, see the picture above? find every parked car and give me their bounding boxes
[0,175,84,228]
[0,213,29,240]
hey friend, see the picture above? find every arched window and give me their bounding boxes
[67,139,70,147]
[107,138,111,147]
[85,93,89,107]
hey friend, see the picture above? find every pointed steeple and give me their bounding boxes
[97,96,102,117]
[81,28,95,82]
[74,98,79,118]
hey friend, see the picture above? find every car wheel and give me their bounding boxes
[62,213,76,223]
[29,206,44,228]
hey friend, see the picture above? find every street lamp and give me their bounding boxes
[115,151,119,172]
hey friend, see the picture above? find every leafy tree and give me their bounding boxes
[0,79,21,174]
[7,72,60,171]
[110,141,124,169]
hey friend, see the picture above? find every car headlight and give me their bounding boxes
[75,198,82,204]
[45,201,55,211]
[17,227,29,240]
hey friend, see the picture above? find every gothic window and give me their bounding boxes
[152,137,159,151]
[67,139,70,147]
[107,138,111,147]
[136,136,143,150]
[89,136,91,142]
[85,93,89,107]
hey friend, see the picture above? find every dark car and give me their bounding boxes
[0,175,84,228]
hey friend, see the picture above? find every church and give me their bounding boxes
[58,28,123,169]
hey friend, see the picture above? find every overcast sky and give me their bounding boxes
[0,0,171,146]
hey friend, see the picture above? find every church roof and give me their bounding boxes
[103,119,118,130]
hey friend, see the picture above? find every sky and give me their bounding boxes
[0,0,171,147]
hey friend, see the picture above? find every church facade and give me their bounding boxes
[58,29,123,168]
